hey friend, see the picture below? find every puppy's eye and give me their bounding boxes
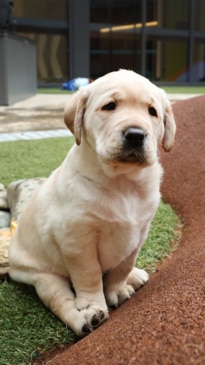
[148,106,157,117]
[102,102,116,111]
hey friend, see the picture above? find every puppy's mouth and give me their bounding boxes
[117,148,146,165]
[101,149,147,166]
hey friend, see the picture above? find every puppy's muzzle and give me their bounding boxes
[120,127,146,164]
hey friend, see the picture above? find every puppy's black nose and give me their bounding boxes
[124,127,145,147]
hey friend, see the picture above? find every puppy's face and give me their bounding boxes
[64,70,176,173]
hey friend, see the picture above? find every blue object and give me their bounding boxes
[61,77,91,91]
[62,79,76,91]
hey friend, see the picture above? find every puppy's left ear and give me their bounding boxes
[161,91,176,152]
[64,88,89,145]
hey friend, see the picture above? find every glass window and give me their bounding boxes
[162,40,189,82]
[13,0,67,20]
[195,0,205,31]
[193,42,205,82]
[11,0,205,84]
[161,0,189,30]
[194,0,205,82]
[145,0,191,82]
[109,28,141,74]
[90,0,142,78]
[109,0,141,72]
[90,0,109,24]
[16,32,68,83]
[12,0,69,83]
[109,0,141,25]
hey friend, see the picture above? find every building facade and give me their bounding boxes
[11,0,205,85]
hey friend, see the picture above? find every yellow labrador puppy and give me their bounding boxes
[9,70,176,336]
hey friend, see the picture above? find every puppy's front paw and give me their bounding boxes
[77,305,109,337]
[105,283,135,308]
[105,268,149,308]
[73,291,109,336]
[127,267,149,290]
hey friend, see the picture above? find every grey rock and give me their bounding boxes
[0,228,10,275]
[0,210,10,228]
[0,183,9,210]
[7,178,46,222]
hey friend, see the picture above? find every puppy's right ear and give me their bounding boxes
[64,88,89,145]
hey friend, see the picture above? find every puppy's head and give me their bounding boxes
[64,70,176,172]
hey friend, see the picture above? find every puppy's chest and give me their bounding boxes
[94,192,156,272]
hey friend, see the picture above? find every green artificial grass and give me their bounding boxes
[38,88,73,94]
[0,280,76,365]
[137,200,181,273]
[162,86,205,94]
[0,137,181,364]
[37,86,205,95]
[0,137,75,186]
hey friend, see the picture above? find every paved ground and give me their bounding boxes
[0,94,72,139]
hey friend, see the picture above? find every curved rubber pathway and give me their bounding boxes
[50,96,205,365]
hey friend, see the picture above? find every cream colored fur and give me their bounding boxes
[9,70,176,336]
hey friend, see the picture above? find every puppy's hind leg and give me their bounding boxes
[10,270,105,337]
[35,273,109,336]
